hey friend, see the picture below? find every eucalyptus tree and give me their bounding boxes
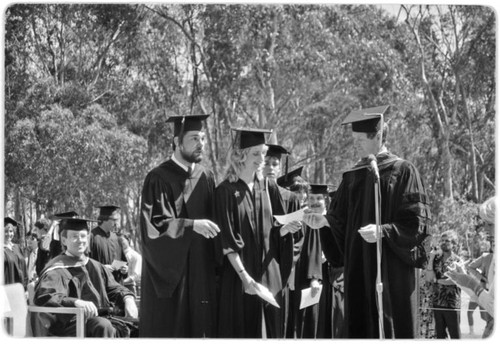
[401,4,495,202]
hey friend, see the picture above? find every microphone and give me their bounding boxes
[368,154,380,181]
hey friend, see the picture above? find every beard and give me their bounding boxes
[180,147,203,164]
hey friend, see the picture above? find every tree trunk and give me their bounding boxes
[459,81,478,202]
[405,11,453,199]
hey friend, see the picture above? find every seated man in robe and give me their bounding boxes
[33,217,138,337]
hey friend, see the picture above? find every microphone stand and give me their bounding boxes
[374,173,385,339]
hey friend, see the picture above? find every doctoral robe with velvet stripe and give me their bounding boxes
[215,176,289,338]
[320,152,430,338]
[33,254,134,336]
[139,159,219,337]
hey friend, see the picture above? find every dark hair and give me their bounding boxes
[289,176,309,193]
[34,218,51,231]
[97,214,116,224]
[172,132,187,151]
[366,122,389,144]
[26,230,39,240]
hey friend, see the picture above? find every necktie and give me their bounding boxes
[184,166,193,202]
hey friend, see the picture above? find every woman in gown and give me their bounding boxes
[4,217,28,288]
[215,128,301,338]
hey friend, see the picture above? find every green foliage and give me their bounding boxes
[5,101,148,224]
[4,4,495,239]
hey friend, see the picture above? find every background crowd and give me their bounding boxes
[3,111,495,339]
[2,2,496,340]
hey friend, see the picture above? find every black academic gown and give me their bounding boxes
[318,191,343,338]
[273,185,303,337]
[33,254,135,337]
[215,176,288,338]
[291,224,323,338]
[88,226,127,284]
[139,160,219,338]
[35,242,51,277]
[320,152,430,338]
[3,244,27,288]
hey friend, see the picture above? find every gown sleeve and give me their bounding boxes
[322,180,347,267]
[381,161,430,258]
[301,225,323,282]
[139,169,196,298]
[214,183,244,256]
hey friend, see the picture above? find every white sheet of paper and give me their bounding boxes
[252,281,280,308]
[111,259,127,270]
[274,207,306,225]
[299,285,323,309]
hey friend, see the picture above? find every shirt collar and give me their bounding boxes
[171,153,195,173]
[65,251,89,263]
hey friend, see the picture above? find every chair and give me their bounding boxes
[2,283,29,337]
[2,282,85,338]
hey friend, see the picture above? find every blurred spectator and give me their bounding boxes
[465,232,492,336]
[89,206,129,284]
[25,230,39,283]
[447,196,495,338]
[118,234,142,296]
[425,230,462,339]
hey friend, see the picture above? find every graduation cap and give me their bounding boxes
[4,216,18,227]
[266,144,289,159]
[166,114,209,137]
[342,105,390,133]
[309,184,329,195]
[58,218,97,233]
[97,205,121,217]
[277,166,304,188]
[231,127,273,149]
[50,211,79,220]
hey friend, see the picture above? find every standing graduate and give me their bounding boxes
[264,144,301,214]
[290,184,325,338]
[32,218,52,277]
[263,143,303,336]
[89,205,129,284]
[215,128,301,338]
[318,190,344,339]
[3,217,28,288]
[278,166,308,209]
[139,114,221,337]
[303,105,430,338]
